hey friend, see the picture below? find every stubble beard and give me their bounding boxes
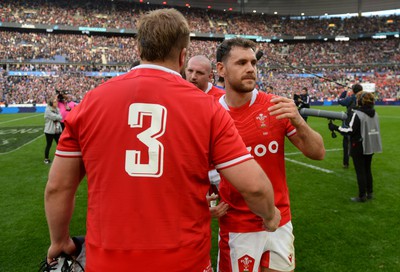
[235,80,256,93]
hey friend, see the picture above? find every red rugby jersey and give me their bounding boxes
[218,90,296,233]
[56,64,252,271]
[205,82,225,99]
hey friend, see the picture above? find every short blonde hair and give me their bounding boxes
[137,9,190,62]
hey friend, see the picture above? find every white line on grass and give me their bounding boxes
[285,157,334,173]
[285,148,342,156]
[379,115,400,119]
[0,113,43,125]
[0,134,44,155]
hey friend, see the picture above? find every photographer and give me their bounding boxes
[56,90,77,130]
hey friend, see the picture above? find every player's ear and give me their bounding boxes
[179,48,187,70]
[216,62,225,78]
[209,72,214,82]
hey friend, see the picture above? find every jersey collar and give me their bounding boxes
[131,64,182,77]
[205,82,213,94]
[219,89,259,110]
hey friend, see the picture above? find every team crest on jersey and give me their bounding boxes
[256,113,268,128]
[238,254,255,272]
[254,111,270,135]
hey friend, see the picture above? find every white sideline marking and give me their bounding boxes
[285,148,342,156]
[0,113,42,125]
[0,134,44,155]
[379,115,400,119]
[285,157,334,173]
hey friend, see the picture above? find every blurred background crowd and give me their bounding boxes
[0,0,399,105]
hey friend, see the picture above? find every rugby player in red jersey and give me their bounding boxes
[215,37,325,272]
[44,10,280,272]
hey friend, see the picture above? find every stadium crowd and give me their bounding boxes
[2,31,399,67]
[0,0,399,105]
[1,0,399,36]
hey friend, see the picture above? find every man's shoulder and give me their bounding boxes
[255,92,277,105]
[209,85,225,98]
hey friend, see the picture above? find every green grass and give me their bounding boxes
[1,106,399,271]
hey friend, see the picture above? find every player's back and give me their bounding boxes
[62,66,243,271]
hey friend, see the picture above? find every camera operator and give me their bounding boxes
[295,87,310,122]
[338,83,362,168]
[56,90,77,130]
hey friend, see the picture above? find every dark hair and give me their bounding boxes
[216,38,256,63]
[352,83,363,94]
[302,87,308,92]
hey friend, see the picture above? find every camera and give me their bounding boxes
[56,90,69,102]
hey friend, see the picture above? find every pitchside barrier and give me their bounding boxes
[0,104,47,114]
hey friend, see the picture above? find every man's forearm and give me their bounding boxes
[292,121,325,160]
[242,186,275,220]
[45,185,75,245]
[44,157,84,246]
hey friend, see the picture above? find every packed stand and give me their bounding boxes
[0,0,399,105]
[1,0,399,36]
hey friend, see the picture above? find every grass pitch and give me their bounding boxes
[0,106,399,271]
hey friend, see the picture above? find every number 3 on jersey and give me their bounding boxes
[125,103,167,177]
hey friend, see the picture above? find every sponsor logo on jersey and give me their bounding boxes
[247,141,279,157]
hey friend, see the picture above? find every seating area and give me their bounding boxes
[0,0,399,105]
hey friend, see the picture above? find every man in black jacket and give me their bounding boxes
[338,84,362,168]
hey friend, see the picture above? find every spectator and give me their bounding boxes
[43,96,62,164]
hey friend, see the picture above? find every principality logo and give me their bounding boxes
[238,254,255,272]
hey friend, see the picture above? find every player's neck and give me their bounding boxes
[224,89,252,108]
[141,60,181,74]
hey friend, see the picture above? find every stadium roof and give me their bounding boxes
[129,0,400,17]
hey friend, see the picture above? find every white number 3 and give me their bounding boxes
[125,103,167,177]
